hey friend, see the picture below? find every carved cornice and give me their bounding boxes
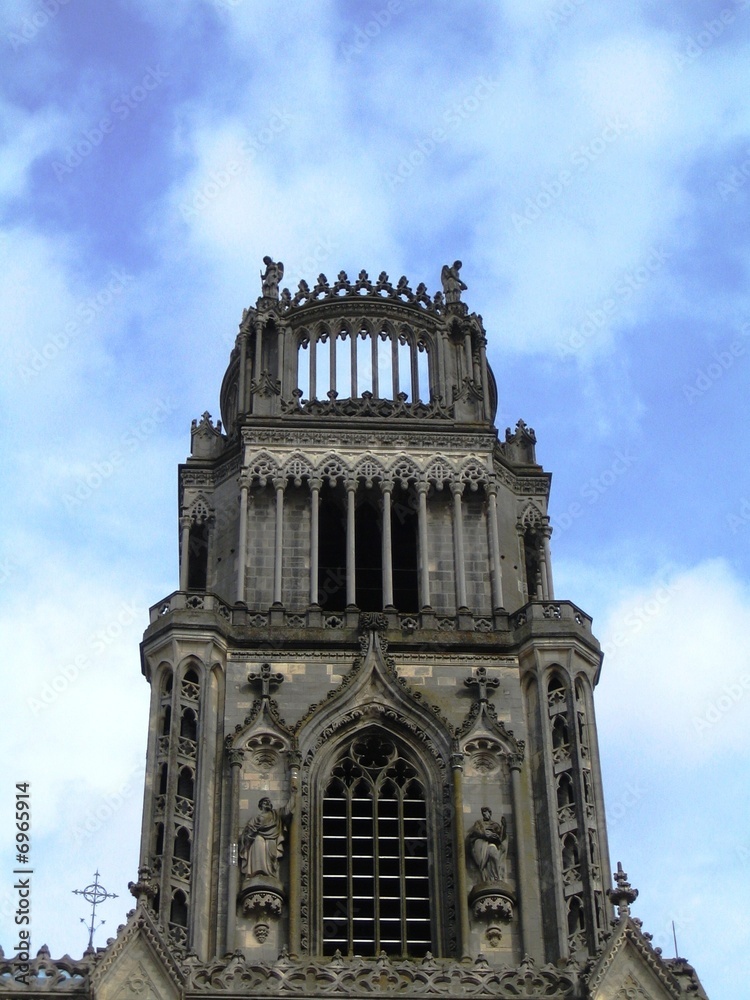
[184,952,578,995]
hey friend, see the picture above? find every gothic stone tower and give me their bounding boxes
[2,262,709,999]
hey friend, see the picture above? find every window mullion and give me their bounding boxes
[373,781,380,955]
[346,788,354,954]
[398,784,407,955]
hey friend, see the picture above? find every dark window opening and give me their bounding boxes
[318,486,347,611]
[178,767,194,800]
[180,708,197,742]
[391,496,418,611]
[170,891,188,928]
[158,764,168,795]
[557,773,574,808]
[355,500,382,611]
[567,896,585,934]
[523,530,541,599]
[322,732,432,958]
[155,822,164,856]
[174,827,191,862]
[187,521,209,590]
[162,706,171,736]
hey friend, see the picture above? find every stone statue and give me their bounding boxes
[260,257,284,300]
[239,795,293,880]
[441,260,467,304]
[468,807,508,883]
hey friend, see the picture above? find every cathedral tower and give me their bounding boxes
[3,261,709,999]
[137,259,610,966]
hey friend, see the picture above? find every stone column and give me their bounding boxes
[487,482,505,611]
[273,476,286,606]
[254,322,263,398]
[236,475,249,603]
[225,747,244,953]
[542,521,554,600]
[451,481,468,611]
[463,328,473,385]
[350,331,358,396]
[287,751,302,956]
[509,755,532,959]
[410,339,420,402]
[478,335,491,417]
[309,331,317,400]
[416,481,431,608]
[346,479,357,607]
[179,515,191,591]
[381,481,394,608]
[309,478,321,605]
[238,329,248,414]
[451,750,471,960]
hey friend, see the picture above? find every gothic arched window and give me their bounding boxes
[320,731,432,958]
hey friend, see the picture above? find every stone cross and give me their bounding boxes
[248,662,284,700]
[464,666,499,704]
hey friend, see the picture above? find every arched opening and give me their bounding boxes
[187,520,209,590]
[170,890,188,928]
[180,708,197,742]
[162,706,171,736]
[182,668,200,700]
[174,827,191,862]
[318,484,347,611]
[567,895,585,935]
[154,822,164,857]
[320,730,432,958]
[391,494,419,611]
[158,763,168,796]
[162,670,173,695]
[178,767,194,800]
[523,528,541,599]
[355,498,382,611]
[552,715,569,751]
[557,773,574,808]
[562,834,579,870]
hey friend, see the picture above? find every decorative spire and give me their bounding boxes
[607,861,639,919]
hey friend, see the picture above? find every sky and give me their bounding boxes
[0,0,748,995]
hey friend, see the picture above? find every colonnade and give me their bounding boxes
[216,472,512,613]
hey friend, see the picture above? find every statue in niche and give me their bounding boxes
[468,807,508,883]
[239,794,294,880]
[260,256,284,299]
[441,260,467,304]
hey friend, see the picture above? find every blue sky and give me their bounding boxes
[1,1,748,995]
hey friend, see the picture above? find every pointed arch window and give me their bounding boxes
[321,731,431,957]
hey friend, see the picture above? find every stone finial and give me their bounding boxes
[504,419,537,465]
[607,861,639,918]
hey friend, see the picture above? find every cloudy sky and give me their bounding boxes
[1,1,748,995]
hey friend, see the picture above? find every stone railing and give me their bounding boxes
[149,593,593,638]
